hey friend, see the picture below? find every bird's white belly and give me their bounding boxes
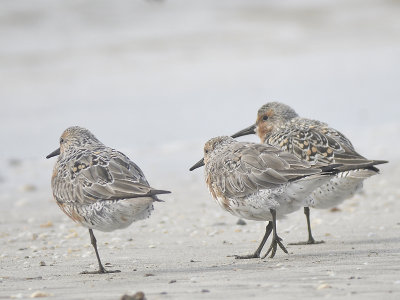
[65,197,154,232]
[220,185,304,222]
[215,173,334,221]
[306,169,376,209]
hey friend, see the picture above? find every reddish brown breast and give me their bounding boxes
[206,174,233,214]
[57,202,85,224]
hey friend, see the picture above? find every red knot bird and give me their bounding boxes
[231,102,388,245]
[190,136,345,258]
[46,126,171,274]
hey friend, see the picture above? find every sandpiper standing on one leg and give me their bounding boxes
[232,102,387,245]
[47,126,170,274]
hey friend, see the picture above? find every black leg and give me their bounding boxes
[80,229,121,274]
[288,207,324,245]
[90,229,106,273]
[261,209,288,258]
[235,222,273,259]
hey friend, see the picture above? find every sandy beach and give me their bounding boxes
[1,0,400,299]
[0,157,399,299]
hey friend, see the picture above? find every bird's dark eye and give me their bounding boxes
[262,115,268,121]
[60,138,64,144]
[205,149,209,154]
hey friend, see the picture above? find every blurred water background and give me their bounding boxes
[0,0,399,192]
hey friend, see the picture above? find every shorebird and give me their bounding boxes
[46,126,170,274]
[231,102,387,245]
[190,136,345,258]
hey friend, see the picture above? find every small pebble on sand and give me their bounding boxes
[30,291,51,298]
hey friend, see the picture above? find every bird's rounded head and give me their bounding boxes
[255,102,298,142]
[46,126,102,159]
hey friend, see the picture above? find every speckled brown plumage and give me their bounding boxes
[232,101,387,244]
[191,136,340,258]
[47,126,170,273]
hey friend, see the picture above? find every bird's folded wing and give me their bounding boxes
[267,122,368,166]
[215,143,322,199]
[53,150,169,205]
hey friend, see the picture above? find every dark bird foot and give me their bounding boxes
[80,268,121,274]
[261,235,288,259]
[234,253,260,259]
[291,207,324,245]
[288,239,325,245]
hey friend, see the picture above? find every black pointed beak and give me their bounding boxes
[189,124,255,172]
[189,158,204,171]
[46,148,60,159]
[231,124,257,138]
